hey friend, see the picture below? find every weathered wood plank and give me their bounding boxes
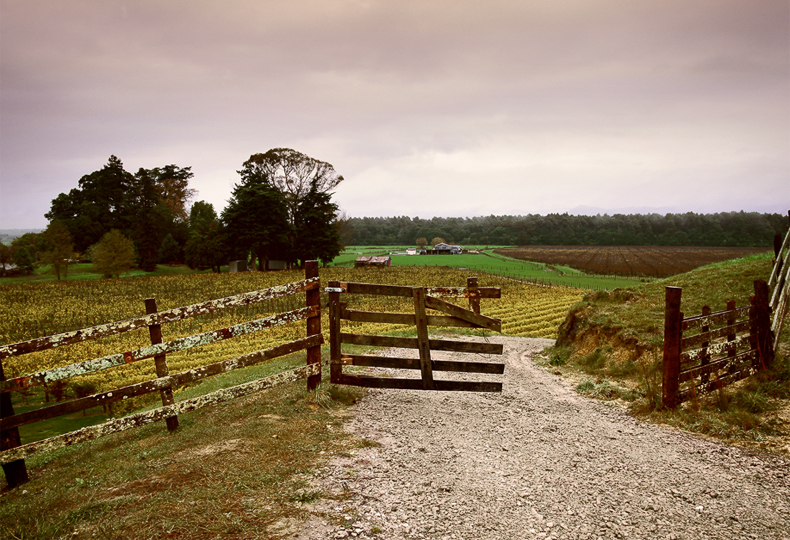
[341,308,481,328]
[424,286,501,299]
[662,286,683,409]
[1,335,322,431]
[145,298,178,431]
[333,282,500,299]
[0,363,321,465]
[329,282,343,385]
[678,349,757,383]
[0,359,28,486]
[0,278,319,360]
[682,306,749,331]
[678,365,757,403]
[413,288,434,389]
[338,374,502,392]
[305,261,322,391]
[337,354,505,374]
[340,333,504,355]
[424,295,501,332]
[681,319,750,349]
[681,335,749,364]
[1,306,319,393]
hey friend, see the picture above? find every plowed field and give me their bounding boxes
[494,245,767,278]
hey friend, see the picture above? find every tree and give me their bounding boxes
[89,230,136,278]
[222,179,291,271]
[39,221,75,280]
[0,243,11,276]
[238,149,344,266]
[185,201,226,272]
[240,148,343,218]
[158,233,182,264]
[293,179,343,265]
[13,246,35,275]
[431,237,446,246]
[150,165,196,223]
[129,168,172,272]
[416,237,427,248]
[45,156,194,261]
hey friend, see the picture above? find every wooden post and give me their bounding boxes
[752,279,774,370]
[726,299,737,372]
[662,287,683,409]
[328,280,342,385]
[413,288,434,390]
[700,305,711,383]
[0,359,29,487]
[305,261,321,391]
[144,298,179,432]
[467,277,480,315]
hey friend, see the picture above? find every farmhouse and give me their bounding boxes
[433,243,462,254]
[355,256,391,267]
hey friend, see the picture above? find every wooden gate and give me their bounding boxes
[327,277,505,392]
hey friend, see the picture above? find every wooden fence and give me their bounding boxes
[0,262,323,488]
[328,277,505,392]
[661,279,774,409]
[768,212,790,352]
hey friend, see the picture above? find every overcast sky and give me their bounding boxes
[1,0,788,230]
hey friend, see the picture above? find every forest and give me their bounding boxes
[347,212,789,247]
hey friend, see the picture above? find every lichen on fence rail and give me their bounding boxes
[0,277,319,360]
[0,363,320,465]
[0,306,319,393]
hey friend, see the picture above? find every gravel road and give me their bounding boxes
[295,336,790,540]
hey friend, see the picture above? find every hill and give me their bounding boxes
[548,252,790,452]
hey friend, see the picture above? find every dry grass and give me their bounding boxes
[0,367,367,540]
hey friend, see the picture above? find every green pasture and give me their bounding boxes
[332,247,643,290]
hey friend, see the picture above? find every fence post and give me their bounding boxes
[700,306,711,383]
[305,261,321,391]
[144,298,179,431]
[467,277,480,315]
[1,359,28,488]
[751,279,774,370]
[328,280,342,385]
[662,286,683,409]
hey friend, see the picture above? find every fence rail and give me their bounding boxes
[0,262,323,488]
[662,280,774,409]
[769,211,790,351]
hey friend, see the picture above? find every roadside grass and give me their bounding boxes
[541,252,790,451]
[0,359,368,540]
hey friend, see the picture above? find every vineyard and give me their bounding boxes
[0,267,583,401]
[494,245,767,278]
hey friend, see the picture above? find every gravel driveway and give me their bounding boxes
[295,336,790,540]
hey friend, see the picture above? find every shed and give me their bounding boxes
[355,256,391,267]
[433,243,462,254]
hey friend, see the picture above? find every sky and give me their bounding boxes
[1,0,788,230]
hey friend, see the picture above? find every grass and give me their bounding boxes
[330,246,643,290]
[1,262,220,284]
[543,251,790,449]
[1,362,368,540]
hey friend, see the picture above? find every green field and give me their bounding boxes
[331,246,643,290]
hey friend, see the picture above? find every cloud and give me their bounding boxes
[1,0,788,228]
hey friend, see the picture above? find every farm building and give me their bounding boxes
[355,256,391,267]
[432,243,462,254]
[406,248,417,255]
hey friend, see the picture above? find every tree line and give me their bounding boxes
[1,149,344,278]
[348,212,789,247]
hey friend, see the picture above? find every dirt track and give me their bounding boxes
[295,336,790,540]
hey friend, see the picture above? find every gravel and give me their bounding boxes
[294,336,790,540]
